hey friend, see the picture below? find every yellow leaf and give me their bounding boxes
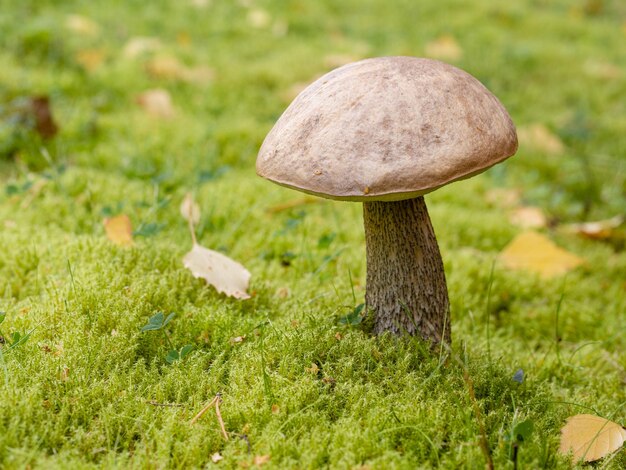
[145,56,187,80]
[65,14,100,36]
[424,35,463,61]
[136,89,175,119]
[517,124,565,155]
[180,193,201,225]
[559,414,626,462]
[305,363,319,374]
[499,231,584,278]
[75,49,106,71]
[247,8,271,28]
[145,56,214,84]
[103,215,133,246]
[509,206,547,229]
[183,243,251,299]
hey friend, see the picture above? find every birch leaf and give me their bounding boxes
[499,231,584,278]
[559,414,626,462]
[136,89,175,118]
[509,206,547,229]
[183,244,251,299]
[104,215,133,246]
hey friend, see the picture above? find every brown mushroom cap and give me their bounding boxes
[257,56,518,201]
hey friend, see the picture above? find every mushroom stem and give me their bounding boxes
[363,197,450,345]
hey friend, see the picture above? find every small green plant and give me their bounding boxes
[0,312,33,352]
[140,312,193,364]
[506,416,535,469]
[339,303,366,326]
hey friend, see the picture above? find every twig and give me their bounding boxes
[190,395,219,425]
[214,394,229,441]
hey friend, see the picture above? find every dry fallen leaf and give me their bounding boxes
[499,231,584,278]
[180,193,201,225]
[509,206,547,229]
[584,59,622,80]
[565,215,624,240]
[253,455,271,466]
[27,96,58,139]
[136,89,175,119]
[424,35,463,61]
[485,187,522,208]
[145,56,187,80]
[305,363,320,374]
[145,56,214,84]
[183,244,251,299]
[517,124,565,155]
[65,14,100,36]
[75,49,106,72]
[247,8,271,28]
[271,404,280,414]
[559,414,626,462]
[122,37,162,59]
[104,215,134,247]
[211,452,223,463]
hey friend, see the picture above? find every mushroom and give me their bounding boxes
[256,57,517,346]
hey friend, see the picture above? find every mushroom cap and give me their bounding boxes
[257,56,518,202]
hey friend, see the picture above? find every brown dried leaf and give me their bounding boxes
[103,215,134,247]
[509,206,547,229]
[136,89,175,119]
[559,414,626,462]
[30,96,58,139]
[271,404,280,414]
[180,193,201,225]
[566,215,624,240]
[424,35,463,61]
[183,243,251,299]
[499,231,584,278]
[517,124,565,155]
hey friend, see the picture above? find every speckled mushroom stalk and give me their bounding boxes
[256,56,517,347]
[363,197,450,343]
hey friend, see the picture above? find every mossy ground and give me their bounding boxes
[1,0,626,468]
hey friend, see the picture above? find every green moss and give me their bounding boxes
[1,0,626,467]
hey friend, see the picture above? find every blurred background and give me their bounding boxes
[1,0,625,221]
